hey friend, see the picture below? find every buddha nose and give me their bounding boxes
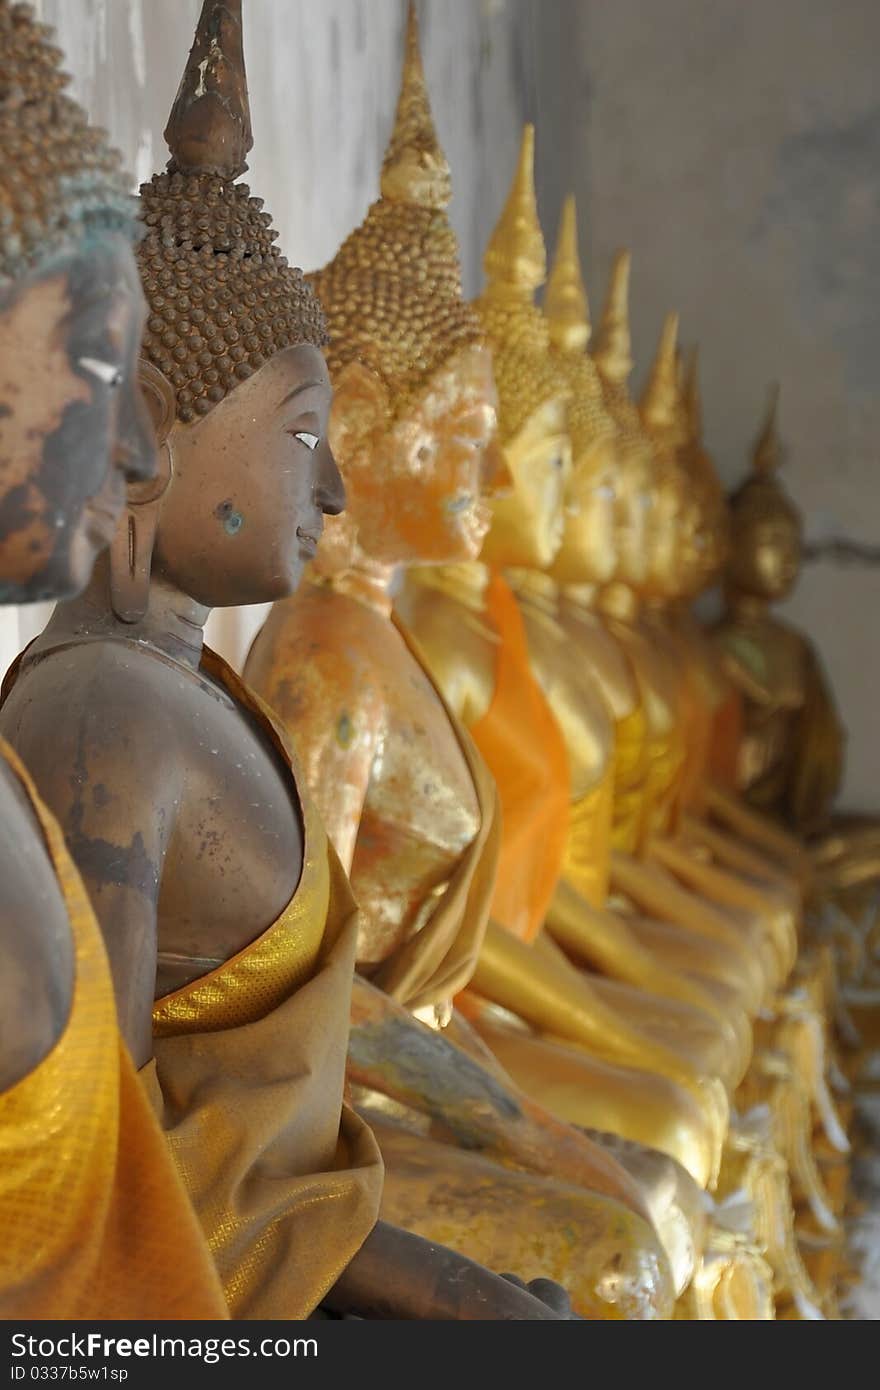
[317,441,346,516]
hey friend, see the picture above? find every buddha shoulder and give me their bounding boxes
[0,640,193,826]
[516,599,614,792]
[396,579,497,726]
[557,598,639,720]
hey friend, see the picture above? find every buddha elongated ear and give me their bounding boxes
[328,362,390,463]
[109,359,176,623]
[137,358,176,448]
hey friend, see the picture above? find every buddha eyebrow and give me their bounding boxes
[277,380,324,409]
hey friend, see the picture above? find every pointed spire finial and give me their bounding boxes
[683,345,703,443]
[164,0,252,180]
[545,194,591,352]
[640,311,681,434]
[593,249,634,384]
[752,383,783,475]
[483,123,546,299]
[380,2,451,208]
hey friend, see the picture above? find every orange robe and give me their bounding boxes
[468,572,571,939]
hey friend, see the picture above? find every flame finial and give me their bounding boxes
[752,384,783,475]
[640,311,681,436]
[483,124,546,299]
[593,249,634,384]
[380,3,451,209]
[545,194,591,352]
[164,0,252,179]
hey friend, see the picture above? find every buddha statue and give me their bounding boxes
[712,389,880,897]
[245,8,677,1320]
[633,315,850,1297]
[0,0,572,1324]
[580,295,789,1007]
[0,0,228,1317]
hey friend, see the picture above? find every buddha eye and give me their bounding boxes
[79,356,122,388]
[293,431,320,451]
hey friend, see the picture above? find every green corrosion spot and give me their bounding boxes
[214,498,244,536]
[336,711,354,747]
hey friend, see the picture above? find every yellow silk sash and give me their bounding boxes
[562,766,615,909]
[611,704,649,854]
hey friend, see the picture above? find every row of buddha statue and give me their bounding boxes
[1,0,876,1321]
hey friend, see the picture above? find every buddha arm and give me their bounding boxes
[680,811,802,898]
[0,900,64,1092]
[545,877,729,1021]
[0,653,172,1068]
[702,781,811,885]
[348,975,650,1219]
[471,919,715,1099]
[0,765,74,1092]
[608,851,767,1012]
[249,642,382,874]
[788,646,846,833]
[323,1220,563,1320]
[645,835,795,982]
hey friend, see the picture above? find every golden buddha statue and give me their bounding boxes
[636,315,851,1300]
[0,0,227,1317]
[0,0,578,1324]
[567,265,776,1019]
[244,8,673,1319]
[580,297,790,1006]
[712,389,880,896]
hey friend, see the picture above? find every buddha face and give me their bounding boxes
[684,450,730,595]
[152,342,344,607]
[673,493,706,600]
[0,234,154,602]
[318,343,497,571]
[479,395,571,570]
[641,456,688,601]
[612,440,652,590]
[549,434,619,586]
[727,503,802,602]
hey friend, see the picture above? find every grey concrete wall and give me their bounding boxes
[1,0,877,809]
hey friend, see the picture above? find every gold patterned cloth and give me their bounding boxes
[0,738,228,1320]
[143,649,383,1320]
[640,724,687,843]
[563,771,615,910]
[611,706,650,854]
